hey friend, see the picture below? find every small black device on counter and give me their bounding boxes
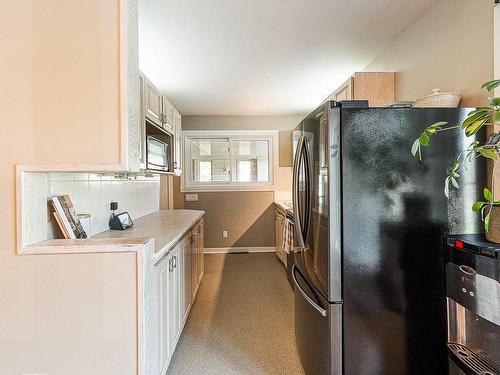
[109,202,133,230]
[445,234,500,375]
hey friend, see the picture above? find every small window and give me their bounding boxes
[183,131,278,191]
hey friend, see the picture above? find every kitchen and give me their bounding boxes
[1,1,499,375]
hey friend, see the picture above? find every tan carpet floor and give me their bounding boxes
[167,253,306,375]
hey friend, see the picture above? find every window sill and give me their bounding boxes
[181,184,276,193]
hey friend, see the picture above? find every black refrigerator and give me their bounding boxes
[291,101,486,375]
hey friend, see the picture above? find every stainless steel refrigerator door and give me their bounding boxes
[294,103,342,303]
[293,265,342,375]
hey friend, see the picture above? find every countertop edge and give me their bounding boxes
[20,210,205,257]
[152,211,204,263]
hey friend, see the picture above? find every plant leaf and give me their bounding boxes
[411,139,421,159]
[478,147,498,160]
[419,133,430,146]
[444,177,450,198]
[493,110,500,124]
[450,177,459,189]
[461,109,489,130]
[485,211,491,232]
[481,79,500,91]
[484,188,493,202]
[428,121,448,129]
[464,115,489,137]
[488,97,500,106]
[472,201,484,212]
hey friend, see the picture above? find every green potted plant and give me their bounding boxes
[411,79,500,242]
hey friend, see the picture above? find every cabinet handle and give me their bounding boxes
[168,258,172,272]
[173,255,177,268]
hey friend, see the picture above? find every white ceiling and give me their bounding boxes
[139,0,438,116]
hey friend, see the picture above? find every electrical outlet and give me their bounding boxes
[222,230,228,238]
[185,193,198,202]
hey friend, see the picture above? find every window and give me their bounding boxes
[183,130,278,191]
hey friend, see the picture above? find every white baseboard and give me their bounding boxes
[204,247,276,254]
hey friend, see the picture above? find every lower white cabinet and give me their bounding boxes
[190,218,204,299]
[155,218,204,374]
[167,245,180,357]
[180,236,191,324]
[157,254,170,375]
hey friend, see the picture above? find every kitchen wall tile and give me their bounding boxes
[22,172,160,245]
[22,173,49,246]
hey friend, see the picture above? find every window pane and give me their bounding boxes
[191,139,230,183]
[199,161,212,181]
[231,140,269,182]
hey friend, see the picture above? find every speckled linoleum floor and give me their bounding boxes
[167,253,305,375]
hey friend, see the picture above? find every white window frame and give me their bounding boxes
[181,130,279,192]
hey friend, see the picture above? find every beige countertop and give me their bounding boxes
[94,209,204,259]
[23,210,205,260]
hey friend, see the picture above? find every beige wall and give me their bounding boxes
[364,0,494,108]
[0,1,136,374]
[182,191,275,248]
[175,115,302,248]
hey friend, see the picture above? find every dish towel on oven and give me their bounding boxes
[282,218,294,254]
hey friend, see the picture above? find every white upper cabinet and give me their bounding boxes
[144,79,163,127]
[173,109,182,175]
[162,96,175,133]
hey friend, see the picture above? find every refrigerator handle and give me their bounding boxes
[302,138,312,244]
[292,265,327,317]
[293,136,306,249]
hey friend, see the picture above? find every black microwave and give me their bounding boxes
[147,135,169,172]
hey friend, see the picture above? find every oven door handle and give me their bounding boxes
[292,265,327,317]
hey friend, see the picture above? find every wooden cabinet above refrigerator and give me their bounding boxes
[324,72,395,107]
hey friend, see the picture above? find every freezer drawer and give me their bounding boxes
[293,265,342,375]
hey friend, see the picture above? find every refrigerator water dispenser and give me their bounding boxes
[445,235,500,375]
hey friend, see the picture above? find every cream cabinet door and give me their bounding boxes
[157,255,171,375]
[180,236,191,324]
[197,220,204,283]
[168,248,180,357]
[162,96,174,133]
[190,230,198,300]
[144,80,163,127]
[173,109,182,175]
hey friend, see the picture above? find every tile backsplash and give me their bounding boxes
[22,172,160,246]
[274,166,292,202]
